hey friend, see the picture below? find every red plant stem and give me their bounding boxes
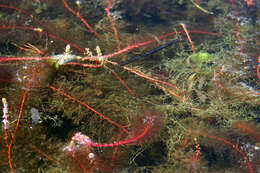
[49,86,129,134]
[106,0,121,51]
[234,121,260,141]
[11,87,30,142]
[229,0,244,54]
[0,29,216,65]
[191,130,255,173]
[115,62,192,105]
[82,41,156,61]
[212,65,228,91]
[81,30,220,61]
[108,67,139,102]
[115,63,180,92]
[62,0,102,39]
[182,129,191,152]
[0,4,33,18]
[7,78,32,173]
[26,140,57,164]
[7,145,14,173]
[5,85,30,173]
[66,62,104,68]
[87,122,152,147]
[0,25,219,62]
[156,30,220,41]
[70,152,89,173]
[0,26,85,53]
[0,4,46,27]
[111,129,124,163]
[181,23,196,53]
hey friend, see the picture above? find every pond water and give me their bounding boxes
[0,0,259,172]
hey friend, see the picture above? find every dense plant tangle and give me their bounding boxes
[64,111,162,151]
[0,0,259,172]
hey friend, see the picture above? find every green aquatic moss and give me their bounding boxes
[190,52,214,64]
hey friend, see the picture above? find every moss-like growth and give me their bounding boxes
[0,0,260,172]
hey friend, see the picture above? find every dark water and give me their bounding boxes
[0,0,260,172]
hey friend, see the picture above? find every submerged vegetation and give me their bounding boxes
[0,0,259,172]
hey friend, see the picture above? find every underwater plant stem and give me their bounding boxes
[106,66,145,109]
[0,4,32,17]
[49,86,129,134]
[106,0,121,52]
[191,130,255,173]
[7,144,14,173]
[6,84,31,172]
[83,112,162,148]
[111,129,124,163]
[5,85,29,173]
[81,30,219,61]
[62,0,102,39]
[182,129,192,152]
[212,65,228,91]
[118,39,180,66]
[26,140,57,164]
[66,62,104,68]
[70,153,89,173]
[181,23,196,53]
[234,121,260,141]
[0,4,46,27]
[229,0,244,54]
[12,85,30,142]
[88,121,152,147]
[120,64,180,92]
[0,25,85,53]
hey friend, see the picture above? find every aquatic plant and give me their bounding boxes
[0,0,259,173]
